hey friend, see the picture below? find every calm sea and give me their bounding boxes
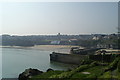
[2,47,74,78]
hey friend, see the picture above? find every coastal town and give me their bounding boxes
[0,33,119,48]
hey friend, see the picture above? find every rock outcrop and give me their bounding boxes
[18,68,43,80]
[46,68,54,72]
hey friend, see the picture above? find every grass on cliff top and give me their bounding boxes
[99,69,120,79]
[49,64,91,78]
[71,66,106,78]
[30,63,107,79]
[30,56,120,79]
[31,70,64,79]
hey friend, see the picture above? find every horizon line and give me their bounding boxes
[0,33,117,36]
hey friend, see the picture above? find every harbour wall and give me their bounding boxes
[50,52,88,64]
[50,52,119,64]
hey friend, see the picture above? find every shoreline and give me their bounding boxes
[0,45,82,53]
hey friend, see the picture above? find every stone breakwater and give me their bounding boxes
[50,52,88,64]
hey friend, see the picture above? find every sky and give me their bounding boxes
[0,2,118,35]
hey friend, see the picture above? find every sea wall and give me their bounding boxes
[50,52,88,64]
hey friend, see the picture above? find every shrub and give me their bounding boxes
[104,57,120,72]
[117,60,120,72]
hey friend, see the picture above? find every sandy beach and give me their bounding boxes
[1,45,82,54]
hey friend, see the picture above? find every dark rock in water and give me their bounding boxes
[18,68,43,80]
[47,68,54,72]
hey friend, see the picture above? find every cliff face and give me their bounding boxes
[50,52,88,64]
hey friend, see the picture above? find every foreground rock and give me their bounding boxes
[18,68,43,80]
[46,68,54,72]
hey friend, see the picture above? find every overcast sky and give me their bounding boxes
[0,2,118,35]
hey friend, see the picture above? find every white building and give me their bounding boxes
[50,41,60,45]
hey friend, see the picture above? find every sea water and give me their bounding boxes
[2,47,74,78]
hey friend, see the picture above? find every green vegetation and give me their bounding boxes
[30,55,120,80]
[30,70,63,79]
[105,59,118,71]
[117,60,120,72]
